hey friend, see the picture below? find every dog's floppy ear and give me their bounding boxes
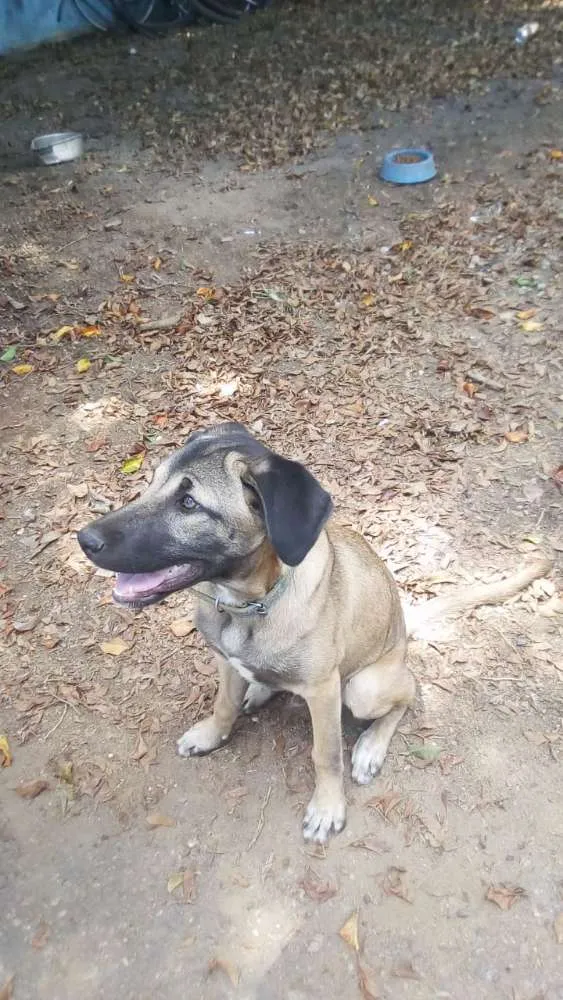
[247,453,333,566]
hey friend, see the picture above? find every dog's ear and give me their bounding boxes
[247,454,333,566]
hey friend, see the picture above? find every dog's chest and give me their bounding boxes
[197,609,298,688]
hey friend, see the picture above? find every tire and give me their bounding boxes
[185,0,265,25]
[72,0,114,30]
[114,0,195,32]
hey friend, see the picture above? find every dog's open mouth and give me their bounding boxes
[112,563,203,607]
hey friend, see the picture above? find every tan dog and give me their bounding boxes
[78,423,551,843]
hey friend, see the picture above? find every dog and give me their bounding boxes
[78,422,551,843]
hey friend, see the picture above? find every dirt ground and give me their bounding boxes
[1,2,563,999]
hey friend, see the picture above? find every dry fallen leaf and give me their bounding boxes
[32,920,50,950]
[55,761,74,784]
[475,402,494,421]
[76,358,91,374]
[367,195,379,207]
[52,325,74,342]
[15,779,49,799]
[0,976,15,1000]
[383,866,413,903]
[554,912,563,944]
[197,286,216,301]
[366,791,403,820]
[167,872,185,893]
[121,453,144,474]
[339,911,360,952]
[78,325,102,338]
[348,836,389,854]
[0,735,13,767]
[520,319,543,333]
[516,308,536,321]
[523,731,548,747]
[505,427,529,444]
[467,304,496,321]
[462,380,477,398]
[407,741,442,765]
[12,363,34,376]
[146,812,177,828]
[170,618,195,638]
[182,869,198,903]
[486,884,525,911]
[132,734,148,760]
[85,436,107,453]
[361,293,376,307]
[208,957,240,987]
[549,148,563,161]
[100,637,131,656]
[439,754,464,774]
[358,960,380,1000]
[298,867,338,903]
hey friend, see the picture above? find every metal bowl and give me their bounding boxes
[30,131,84,165]
[380,147,437,185]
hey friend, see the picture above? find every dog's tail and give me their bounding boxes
[404,554,553,639]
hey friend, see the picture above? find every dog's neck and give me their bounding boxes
[212,540,284,605]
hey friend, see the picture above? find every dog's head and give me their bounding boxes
[77,422,332,608]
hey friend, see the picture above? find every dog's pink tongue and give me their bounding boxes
[113,570,169,600]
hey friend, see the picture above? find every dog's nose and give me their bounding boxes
[78,525,106,556]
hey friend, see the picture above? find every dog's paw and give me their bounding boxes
[351,730,387,785]
[177,718,228,757]
[242,681,275,714]
[302,792,346,844]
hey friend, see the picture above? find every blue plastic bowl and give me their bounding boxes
[380,148,437,185]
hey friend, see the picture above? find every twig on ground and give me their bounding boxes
[466,369,505,391]
[138,313,184,332]
[43,704,68,740]
[247,783,272,851]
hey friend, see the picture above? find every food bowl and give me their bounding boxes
[380,148,437,185]
[30,132,84,165]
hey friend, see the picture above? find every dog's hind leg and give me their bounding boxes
[242,681,276,713]
[177,654,247,757]
[343,642,414,785]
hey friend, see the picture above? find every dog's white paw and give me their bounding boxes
[302,791,346,844]
[177,718,227,757]
[351,730,387,785]
[242,681,275,714]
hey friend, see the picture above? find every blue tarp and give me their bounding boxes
[0,0,105,56]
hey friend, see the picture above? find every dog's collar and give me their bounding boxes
[193,571,290,617]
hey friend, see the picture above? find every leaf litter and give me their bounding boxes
[339,912,381,999]
[15,779,49,799]
[0,736,13,767]
[166,869,197,900]
[146,812,176,829]
[0,5,561,992]
[298,867,338,903]
[485,884,526,911]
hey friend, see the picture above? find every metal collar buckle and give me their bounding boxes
[214,597,267,615]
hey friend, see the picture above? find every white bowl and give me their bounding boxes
[31,131,84,165]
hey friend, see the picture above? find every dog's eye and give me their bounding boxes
[181,494,198,511]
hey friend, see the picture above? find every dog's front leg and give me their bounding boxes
[177,654,247,757]
[302,672,346,844]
